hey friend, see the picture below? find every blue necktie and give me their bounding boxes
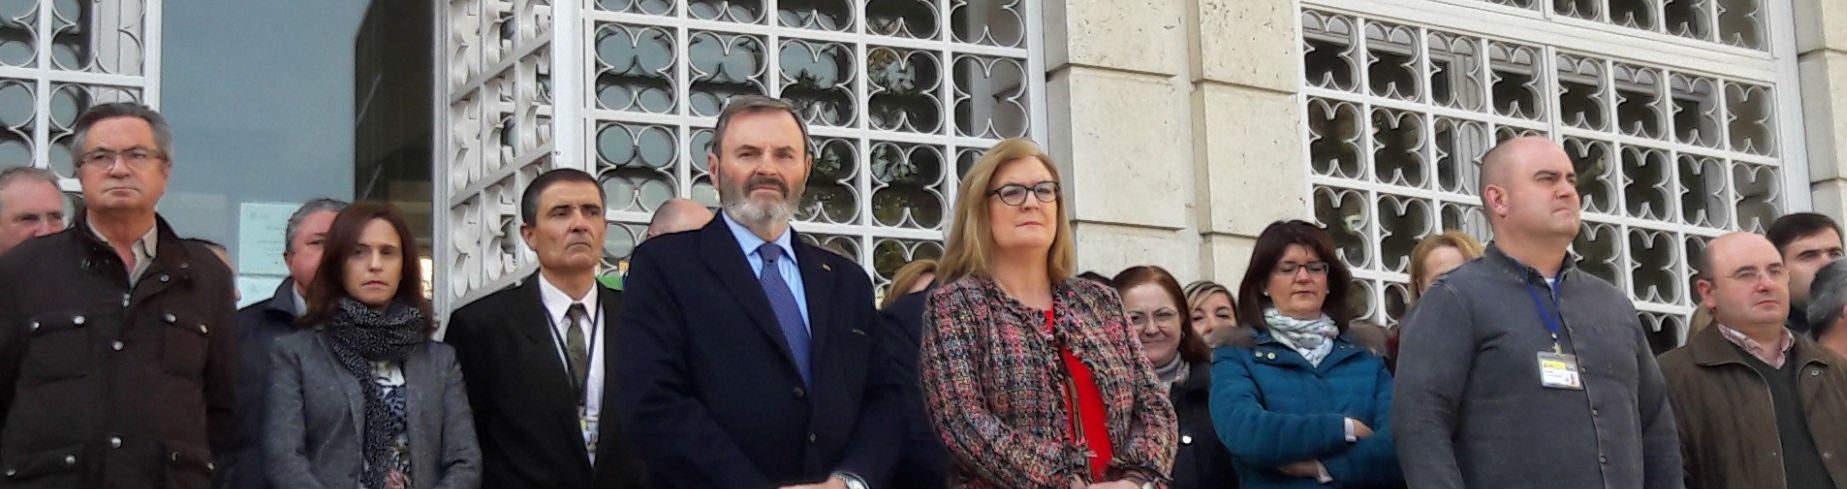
[757,243,812,385]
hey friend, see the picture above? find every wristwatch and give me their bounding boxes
[833,472,868,489]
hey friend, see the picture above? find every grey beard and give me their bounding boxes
[722,195,797,229]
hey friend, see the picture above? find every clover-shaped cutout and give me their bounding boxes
[1314,186,1372,269]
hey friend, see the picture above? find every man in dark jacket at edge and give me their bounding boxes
[1767,213,1845,337]
[1393,136,1681,489]
[0,102,237,489]
[876,283,950,489]
[217,197,346,489]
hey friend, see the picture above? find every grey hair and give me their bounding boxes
[0,166,60,215]
[71,102,174,167]
[1808,259,1847,337]
[284,198,350,253]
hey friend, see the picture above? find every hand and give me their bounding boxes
[779,478,848,489]
[1084,481,1141,489]
[384,471,408,489]
[1277,460,1322,478]
[1349,417,1375,439]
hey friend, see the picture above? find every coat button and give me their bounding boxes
[5,468,14,477]
[1598,455,1608,464]
[808,433,816,443]
[1181,435,1193,445]
[793,387,805,398]
[163,313,176,323]
[1591,408,1599,416]
[109,437,121,448]
[170,452,179,462]
[158,274,169,283]
[62,455,73,466]
[71,315,84,326]
[199,324,209,334]
[111,341,123,351]
[27,321,36,332]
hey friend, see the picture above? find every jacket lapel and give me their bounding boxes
[1317,339,1362,373]
[793,237,835,365]
[698,219,800,369]
[320,336,367,441]
[403,344,436,485]
[129,217,194,303]
[514,275,597,463]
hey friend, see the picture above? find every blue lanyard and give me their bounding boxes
[1524,279,1564,352]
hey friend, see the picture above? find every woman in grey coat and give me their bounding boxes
[264,202,480,489]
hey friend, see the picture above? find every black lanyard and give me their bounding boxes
[543,295,602,406]
[1524,278,1565,353]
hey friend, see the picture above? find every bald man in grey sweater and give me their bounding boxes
[1393,137,1681,489]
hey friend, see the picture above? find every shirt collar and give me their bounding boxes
[721,212,797,267]
[86,217,158,259]
[537,272,599,323]
[1716,322,1794,369]
[291,286,309,317]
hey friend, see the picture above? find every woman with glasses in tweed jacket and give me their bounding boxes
[918,138,1177,489]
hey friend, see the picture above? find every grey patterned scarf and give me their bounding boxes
[324,297,426,489]
[1263,307,1339,366]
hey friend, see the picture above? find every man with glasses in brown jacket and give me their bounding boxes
[1660,231,1847,489]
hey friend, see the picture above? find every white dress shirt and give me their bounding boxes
[537,274,605,462]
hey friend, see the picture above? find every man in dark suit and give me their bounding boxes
[221,197,346,489]
[877,286,950,489]
[614,94,903,489]
[445,168,647,489]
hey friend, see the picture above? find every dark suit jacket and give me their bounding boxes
[613,218,903,489]
[877,290,949,489]
[263,331,480,489]
[444,274,648,489]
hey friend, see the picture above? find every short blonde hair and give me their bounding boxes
[881,259,938,309]
[936,138,1076,284]
[1409,230,1486,300]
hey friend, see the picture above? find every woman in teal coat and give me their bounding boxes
[1209,220,1401,489]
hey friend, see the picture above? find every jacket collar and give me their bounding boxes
[1483,243,1578,286]
[1249,329,1362,370]
[1688,320,1836,370]
[1173,360,1212,393]
[264,278,301,318]
[71,211,197,285]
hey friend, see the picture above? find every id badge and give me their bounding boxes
[579,407,600,458]
[1537,351,1583,390]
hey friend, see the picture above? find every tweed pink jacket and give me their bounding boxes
[919,276,1177,489]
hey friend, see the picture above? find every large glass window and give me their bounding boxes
[163,1,433,306]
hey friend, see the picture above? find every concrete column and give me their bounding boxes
[1042,0,1201,280]
[1795,0,1847,218]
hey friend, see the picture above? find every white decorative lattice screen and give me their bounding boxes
[440,0,1046,311]
[1301,0,1806,348]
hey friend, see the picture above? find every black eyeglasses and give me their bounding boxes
[988,181,1059,207]
[1274,262,1330,276]
[79,148,166,171]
